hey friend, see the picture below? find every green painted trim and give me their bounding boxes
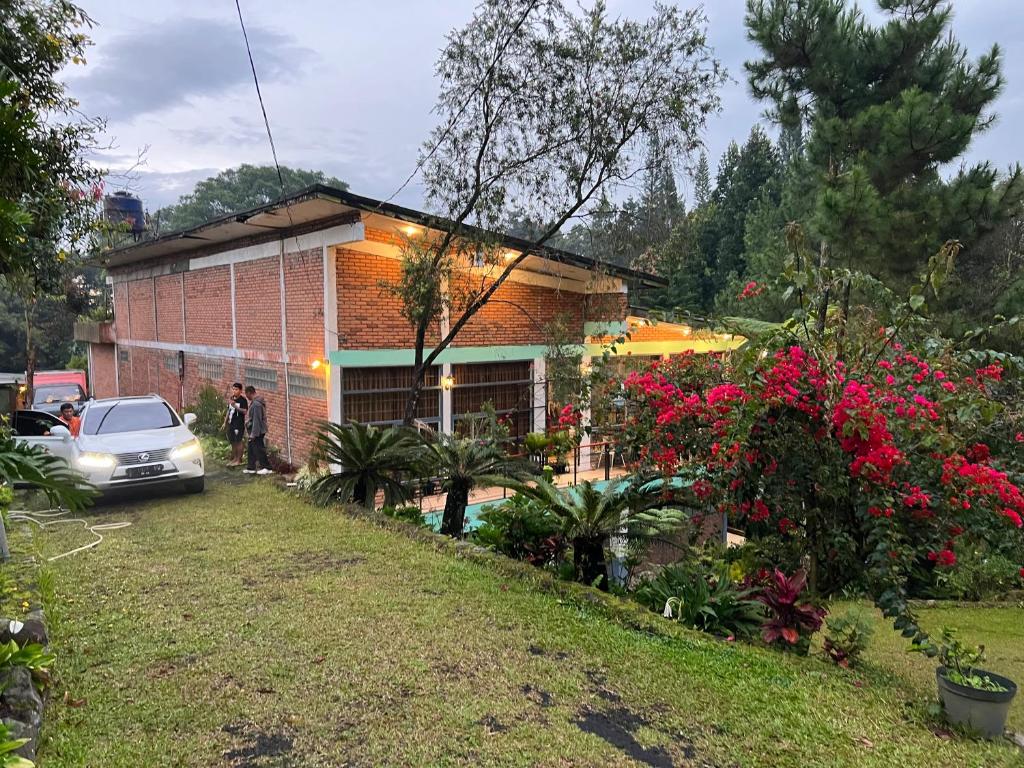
[583,320,628,337]
[583,338,744,357]
[329,344,550,367]
[329,338,743,368]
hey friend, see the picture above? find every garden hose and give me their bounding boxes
[6,509,131,561]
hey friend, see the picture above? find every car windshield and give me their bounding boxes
[83,401,180,435]
[33,385,85,405]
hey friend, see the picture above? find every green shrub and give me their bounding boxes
[932,544,1021,601]
[188,384,228,436]
[294,464,329,494]
[633,561,764,640]
[822,606,875,668]
[473,495,563,565]
[381,505,427,527]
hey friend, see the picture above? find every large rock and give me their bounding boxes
[0,615,48,647]
[2,717,37,761]
[0,667,42,727]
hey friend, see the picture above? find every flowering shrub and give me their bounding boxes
[619,337,1024,646]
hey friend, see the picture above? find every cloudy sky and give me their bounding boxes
[68,0,1024,212]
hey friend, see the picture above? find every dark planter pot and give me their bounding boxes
[936,666,1017,739]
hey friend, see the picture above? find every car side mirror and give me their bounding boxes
[50,425,71,440]
[183,413,197,427]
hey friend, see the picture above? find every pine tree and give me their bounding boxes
[692,153,711,207]
[746,0,1024,282]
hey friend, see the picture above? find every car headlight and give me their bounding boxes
[170,438,202,461]
[77,452,116,470]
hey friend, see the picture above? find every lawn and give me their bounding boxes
[27,467,1024,767]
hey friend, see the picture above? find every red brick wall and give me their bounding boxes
[89,344,117,399]
[155,274,184,343]
[127,279,156,341]
[184,266,232,346]
[235,256,282,352]
[452,273,587,347]
[585,292,629,322]
[337,249,440,349]
[284,249,324,360]
[113,283,130,340]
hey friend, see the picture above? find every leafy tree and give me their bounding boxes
[710,126,782,287]
[745,0,1024,327]
[650,127,783,311]
[0,0,104,400]
[389,0,724,424]
[424,434,529,538]
[309,422,422,508]
[619,240,1024,649]
[153,165,348,232]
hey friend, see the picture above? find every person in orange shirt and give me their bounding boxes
[58,402,81,437]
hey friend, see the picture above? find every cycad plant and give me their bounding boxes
[309,422,422,508]
[518,479,684,590]
[425,435,529,538]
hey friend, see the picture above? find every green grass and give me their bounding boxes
[24,469,1023,767]
[855,602,1024,733]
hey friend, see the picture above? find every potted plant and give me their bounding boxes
[547,430,571,474]
[524,432,552,469]
[926,627,1017,739]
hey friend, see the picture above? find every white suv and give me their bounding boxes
[35,395,206,494]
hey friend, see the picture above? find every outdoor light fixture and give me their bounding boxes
[440,374,455,390]
[402,225,418,237]
[310,359,323,371]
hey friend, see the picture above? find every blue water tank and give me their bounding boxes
[104,191,145,235]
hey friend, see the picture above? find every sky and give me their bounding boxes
[68,0,1024,213]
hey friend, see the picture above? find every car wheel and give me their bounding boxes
[183,477,205,494]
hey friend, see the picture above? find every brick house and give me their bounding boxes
[76,185,741,465]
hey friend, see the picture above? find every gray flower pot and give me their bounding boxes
[936,666,1017,739]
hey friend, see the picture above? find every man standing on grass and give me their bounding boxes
[222,382,248,466]
[243,385,273,475]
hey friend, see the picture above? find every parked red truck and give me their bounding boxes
[30,369,89,416]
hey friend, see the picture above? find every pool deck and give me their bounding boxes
[417,466,631,514]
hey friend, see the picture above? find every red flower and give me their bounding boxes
[928,549,957,568]
[750,499,771,522]
[737,281,763,300]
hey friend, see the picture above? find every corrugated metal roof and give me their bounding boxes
[101,185,667,287]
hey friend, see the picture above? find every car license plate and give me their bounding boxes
[126,464,164,479]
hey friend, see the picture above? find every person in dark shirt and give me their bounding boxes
[221,382,248,466]
[243,385,272,475]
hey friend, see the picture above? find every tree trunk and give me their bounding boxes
[24,301,36,406]
[440,481,470,538]
[836,278,852,360]
[353,477,368,508]
[573,535,609,591]
[814,240,830,337]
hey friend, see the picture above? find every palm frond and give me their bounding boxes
[309,421,423,507]
[0,436,94,511]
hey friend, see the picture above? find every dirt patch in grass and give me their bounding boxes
[222,722,293,766]
[521,683,554,708]
[575,707,675,768]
